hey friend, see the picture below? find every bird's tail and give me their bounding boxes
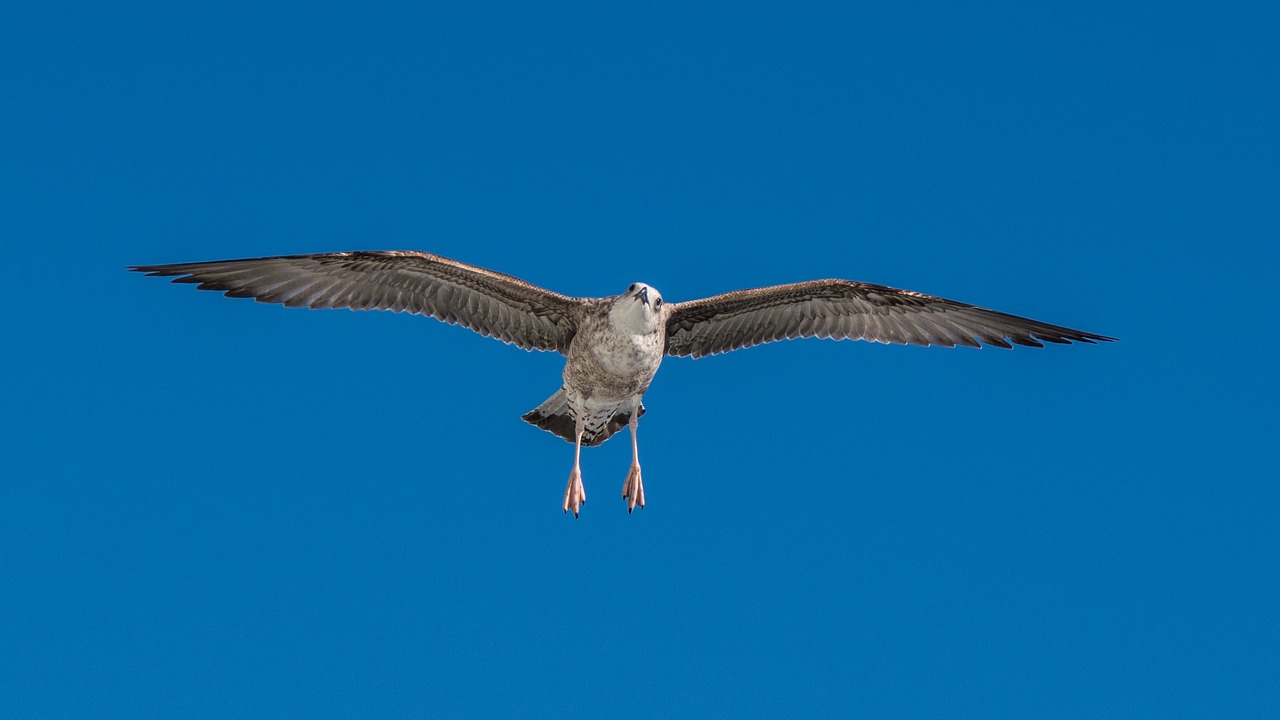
[521,388,644,447]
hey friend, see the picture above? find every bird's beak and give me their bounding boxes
[638,286,650,306]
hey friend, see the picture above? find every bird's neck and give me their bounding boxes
[607,302,660,336]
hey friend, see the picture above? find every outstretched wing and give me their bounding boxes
[131,251,583,353]
[665,279,1114,358]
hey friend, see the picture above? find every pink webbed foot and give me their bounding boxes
[622,464,645,513]
[563,467,586,518]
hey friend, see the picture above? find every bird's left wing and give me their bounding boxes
[131,251,582,353]
[665,279,1114,358]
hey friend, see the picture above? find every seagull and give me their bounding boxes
[130,250,1113,516]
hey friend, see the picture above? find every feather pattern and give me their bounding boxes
[130,251,582,353]
[664,279,1114,358]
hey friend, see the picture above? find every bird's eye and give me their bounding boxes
[654,298,663,308]
[628,284,638,293]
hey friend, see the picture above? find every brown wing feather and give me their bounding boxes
[130,251,583,353]
[665,279,1114,358]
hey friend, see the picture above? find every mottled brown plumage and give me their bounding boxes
[131,251,580,352]
[664,279,1111,357]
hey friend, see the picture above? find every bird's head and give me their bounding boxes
[611,282,664,331]
[626,282,662,310]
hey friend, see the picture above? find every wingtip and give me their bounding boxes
[128,264,178,277]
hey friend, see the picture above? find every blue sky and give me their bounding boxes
[2,1,1277,717]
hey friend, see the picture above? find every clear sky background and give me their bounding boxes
[2,1,1277,718]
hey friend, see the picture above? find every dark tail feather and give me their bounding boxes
[522,389,577,444]
[521,389,645,447]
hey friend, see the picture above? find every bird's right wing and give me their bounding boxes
[665,279,1114,358]
[131,251,583,353]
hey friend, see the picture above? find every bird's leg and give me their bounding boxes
[622,412,645,512]
[563,416,586,518]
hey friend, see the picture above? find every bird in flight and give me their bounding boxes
[131,250,1113,516]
